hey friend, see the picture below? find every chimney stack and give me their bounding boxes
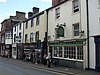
[32,7,39,15]
[28,12,33,19]
[52,0,65,6]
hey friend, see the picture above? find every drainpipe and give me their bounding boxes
[86,0,89,69]
[46,10,48,55]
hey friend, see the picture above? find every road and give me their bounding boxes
[0,57,66,75]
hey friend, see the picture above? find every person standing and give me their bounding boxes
[46,53,51,68]
[43,53,47,66]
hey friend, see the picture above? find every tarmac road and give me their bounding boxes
[0,57,65,75]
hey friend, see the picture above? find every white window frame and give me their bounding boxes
[72,0,79,13]
[49,45,83,61]
[30,33,34,43]
[73,23,80,37]
[55,7,60,19]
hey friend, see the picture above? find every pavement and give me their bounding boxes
[0,57,100,75]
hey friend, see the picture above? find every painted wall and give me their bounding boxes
[48,0,88,69]
[88,0,100,69]
[23,11,47,43]
[48,0,87,41]
[13,22,24,43]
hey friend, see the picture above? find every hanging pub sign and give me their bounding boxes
[57,26,64,37]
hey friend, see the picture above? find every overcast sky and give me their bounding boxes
[0,0,52,30]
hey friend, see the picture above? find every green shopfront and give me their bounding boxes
[48,39,86,69]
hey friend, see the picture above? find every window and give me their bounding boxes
[30,33,34,42]
[35,31,39,41]
[64,46,83,60]
[6,31,12,39]
[77,46,83,60]
[25,34,28,43]
[50,45,83,60]
[19,23,21,30]
[31,18,34,27]
[73,0,79,13]
[26,21,28,29]
[36,16,39,25]
[54,46,62,57]
[14,34,16,42]
[73,23,79,36]
[19,32,21,42]
[55,7,60,19]
[15,26,16,32]
[64,46,76,59]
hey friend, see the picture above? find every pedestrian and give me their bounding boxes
[33,52,36,63]
[46,53,51,68]
[30,52,33,62]
[22,53,26,62]
[43,53,47,66]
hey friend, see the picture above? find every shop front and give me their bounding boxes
[48,39,86,69]
[12,43,23,59]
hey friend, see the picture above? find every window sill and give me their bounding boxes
[72,11,80,15]
[53,57,84,62]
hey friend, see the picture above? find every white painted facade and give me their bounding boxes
[88,0,100,69]
[12,22,24,59]
[5,31,12,44]
[48,0,88,69]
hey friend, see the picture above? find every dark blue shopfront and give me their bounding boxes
[94,36,100,71]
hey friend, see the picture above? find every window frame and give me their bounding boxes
[14,34,16,43]
[55,7,60,19]
[35,31,39,41]
[19,23,21,30]
[49,45,84,61]
[19,32,21,42]
[73,23,80,37]
[25,34,28,43]
[72,0,79,13]
[30,33,34,43]
[26,21,28,29]
[36,16,40,25]
[31,18,34,27]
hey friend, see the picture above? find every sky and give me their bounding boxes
[0,0,52,30]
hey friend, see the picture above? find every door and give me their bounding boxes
[96,45,100,71]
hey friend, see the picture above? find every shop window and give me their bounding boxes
[54,46,62,57]
[77,46,83,60]
[64,46,76,59]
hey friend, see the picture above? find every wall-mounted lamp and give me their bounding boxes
[79,30,85,38]
[79,30,84,34]
[56,22,66,27]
